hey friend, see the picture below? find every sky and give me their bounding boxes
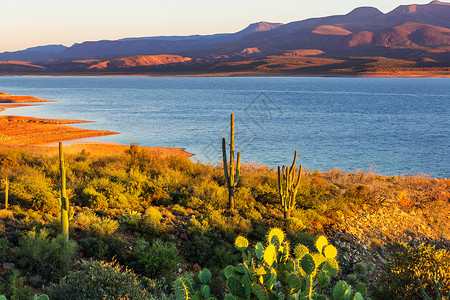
[0,0,437,52]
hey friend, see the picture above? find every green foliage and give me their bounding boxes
[17,230,77,282]
[0,238,8,261]
[126,239,181,279]
[184,231,239,269]
[73,211,119,237]
[46,259,149,299]
[376,242,450,300]
[0,269,33,300]
[79,236,128,261]
[10,167,60,215]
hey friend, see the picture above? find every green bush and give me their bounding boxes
[126,239,180,279]
[376,242,450,300]
[17,230,77,282]
[79,236,128,262]
[0,238,8,261]
[73,211,119,237]
[46,259,149,300]
[0,269,33,300]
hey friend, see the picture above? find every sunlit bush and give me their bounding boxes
[376,242,450,299]
[46,259,149,299]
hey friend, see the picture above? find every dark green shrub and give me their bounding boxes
[184,231,236,268]
[126,239,180,279]
[79,236,128,262]
[0,269,33,300]
[17,230,77,282]
[46,259,149,300]
[376,242,450,300]
[0,238,8,261]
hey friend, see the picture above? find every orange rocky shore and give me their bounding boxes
[0,91,192,157]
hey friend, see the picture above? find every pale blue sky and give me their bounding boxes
[0,0,437,52]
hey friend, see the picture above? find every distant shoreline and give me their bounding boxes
[0,91,193,157]
[1,71,450,78]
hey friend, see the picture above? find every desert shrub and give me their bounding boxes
[188,215,211,235]
[0,269,33,300]
[46,259,149,300]
[0,209,14,220]
[17,230,77,282]
[80,186,108,209]
[10,168,59,215]
[182,180,227,210]
[286,230,317,251]
[126,239,180,280]
[140,206,166,236]
[73,211,119,237]
[79,236,128,262]
[0,238,8,261]
[376,242,450,300]
[80,177,130,209]
[184,233,215,266]
[284,217,306,233]
[184,231,236,268]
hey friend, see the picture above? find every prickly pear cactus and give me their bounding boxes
[225,229,363,300]
[174,268,217,300]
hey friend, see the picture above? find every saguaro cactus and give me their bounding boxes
[59,142,69,242]
[222,113,241,212]
[2,177,8,209]
[278,151,302,219]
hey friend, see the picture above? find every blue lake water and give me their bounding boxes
[0,76,449,177]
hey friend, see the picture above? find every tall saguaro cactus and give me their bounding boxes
[222,113,241,212]
[2,177,8,209]
[278,150,302,219]
[59,142,69,242]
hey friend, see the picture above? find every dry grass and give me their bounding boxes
[0,209,14,220]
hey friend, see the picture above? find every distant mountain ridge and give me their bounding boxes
[0,1,449,75]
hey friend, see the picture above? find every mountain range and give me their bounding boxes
[1,1,449,75]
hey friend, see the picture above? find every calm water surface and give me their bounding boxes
[0,76,448,177]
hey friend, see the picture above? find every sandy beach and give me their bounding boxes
[0,91,192,157]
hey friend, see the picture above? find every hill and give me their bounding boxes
[0,1,449,76]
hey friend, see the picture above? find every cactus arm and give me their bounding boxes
[235,151,241,185]
[295,165,303,190]
[222,137,229,184]
[277,165,282,201]
[289,151,297,180]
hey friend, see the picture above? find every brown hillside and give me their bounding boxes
[312,25,352,36]
[283,49,325,56]
[88,55,193,70]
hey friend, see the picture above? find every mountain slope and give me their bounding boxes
[0,45,67,62]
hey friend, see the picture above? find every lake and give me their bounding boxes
[0,76,449,177]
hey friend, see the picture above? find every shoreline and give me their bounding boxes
[0,92,193,157]
[1,70,450,78]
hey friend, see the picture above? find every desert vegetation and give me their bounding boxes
[0,114,449,299]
